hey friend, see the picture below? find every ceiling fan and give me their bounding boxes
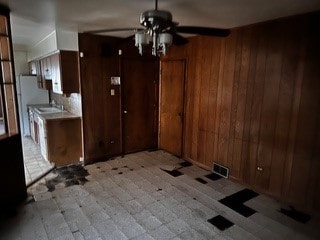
[85,0,230,56]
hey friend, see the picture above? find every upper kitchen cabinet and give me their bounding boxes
[29,59,51,90]
[51,50,80,94]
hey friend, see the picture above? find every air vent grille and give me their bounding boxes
[213,162,229,178]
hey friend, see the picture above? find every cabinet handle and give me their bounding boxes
[123,110,128,114]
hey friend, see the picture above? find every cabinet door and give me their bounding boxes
[28,109,35,141]
[40,57,51,80]
[51,53,62,94]
[29,61,37,75]
[38,117,48,161]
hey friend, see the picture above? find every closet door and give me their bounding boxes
[159,59,185,157]
[121,58,158,153]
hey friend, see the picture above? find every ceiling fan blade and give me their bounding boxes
[84,27,144,34]
[176,26,230,37]
[172,33,188,45]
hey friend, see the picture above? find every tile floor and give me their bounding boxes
[22,136,54,185]
[1,150,320,240]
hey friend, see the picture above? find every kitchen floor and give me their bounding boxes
[1,150,319,240]
[22,136,54,185]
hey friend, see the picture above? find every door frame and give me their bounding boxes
[159,58,187,158]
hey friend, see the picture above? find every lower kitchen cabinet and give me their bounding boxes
[38,117,48,160]
[29,106,82,166]
[28,108,38,143]
[45,118,82,166]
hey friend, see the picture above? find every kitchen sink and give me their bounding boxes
[35,107,65,114]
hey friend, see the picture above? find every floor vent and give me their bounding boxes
[212,162,229,178]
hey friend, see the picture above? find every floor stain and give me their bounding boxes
[46,165,89,192]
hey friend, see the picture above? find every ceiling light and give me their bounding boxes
[135,29,173,56]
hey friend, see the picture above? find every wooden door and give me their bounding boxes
[0,10,26,207]
[159,60,185,156]
[121,58,158,153]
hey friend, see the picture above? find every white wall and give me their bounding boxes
[13,51,29,77]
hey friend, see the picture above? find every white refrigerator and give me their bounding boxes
[17,75,49,136]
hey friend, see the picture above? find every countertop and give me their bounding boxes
[28,104,81,121]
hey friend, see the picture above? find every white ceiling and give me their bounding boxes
[1,0,320,50]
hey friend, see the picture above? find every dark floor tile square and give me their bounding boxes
[205,173,222,181]
[161,169,183,177]
[220,200,256,217]
[225,189,259,202]
[280,206,311,224]
[179,161,193,167]
[195,177,208,184]
[219,188,259,217]
[208,215,234,231]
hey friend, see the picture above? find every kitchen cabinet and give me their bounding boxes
[40,57,52,80]
[38,116,48,161]
[29,59,52,90]
[39,57,52,90]
[29,50,79,93]
[28,61,38,75]
[28,108,38,143]
[28,106,82,166]
[51,51,80,94]
[46,117,81,166]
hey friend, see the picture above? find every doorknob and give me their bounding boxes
[123,110,128,114]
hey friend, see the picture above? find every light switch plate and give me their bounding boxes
[111,89,115,95]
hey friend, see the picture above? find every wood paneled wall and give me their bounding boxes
[163,12,320,212]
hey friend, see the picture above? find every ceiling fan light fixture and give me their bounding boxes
[135,31,150,55]
[86,0,230,56]
[158,33,172,55]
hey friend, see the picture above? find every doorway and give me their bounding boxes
[159,59,186,157]
[16,74,53,185]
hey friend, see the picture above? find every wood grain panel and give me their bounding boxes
[231,27,252,179]
[255,21,285,190]
[190,39,201,161]
[217,31,238,167]
[228,29,242,177]
[287,17,320,206]
[269,19,304,196]
[79,34,113,162]
[185,40,196,160]
[213,38,225,166]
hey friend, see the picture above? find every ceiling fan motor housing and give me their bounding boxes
[140,10,174,33]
